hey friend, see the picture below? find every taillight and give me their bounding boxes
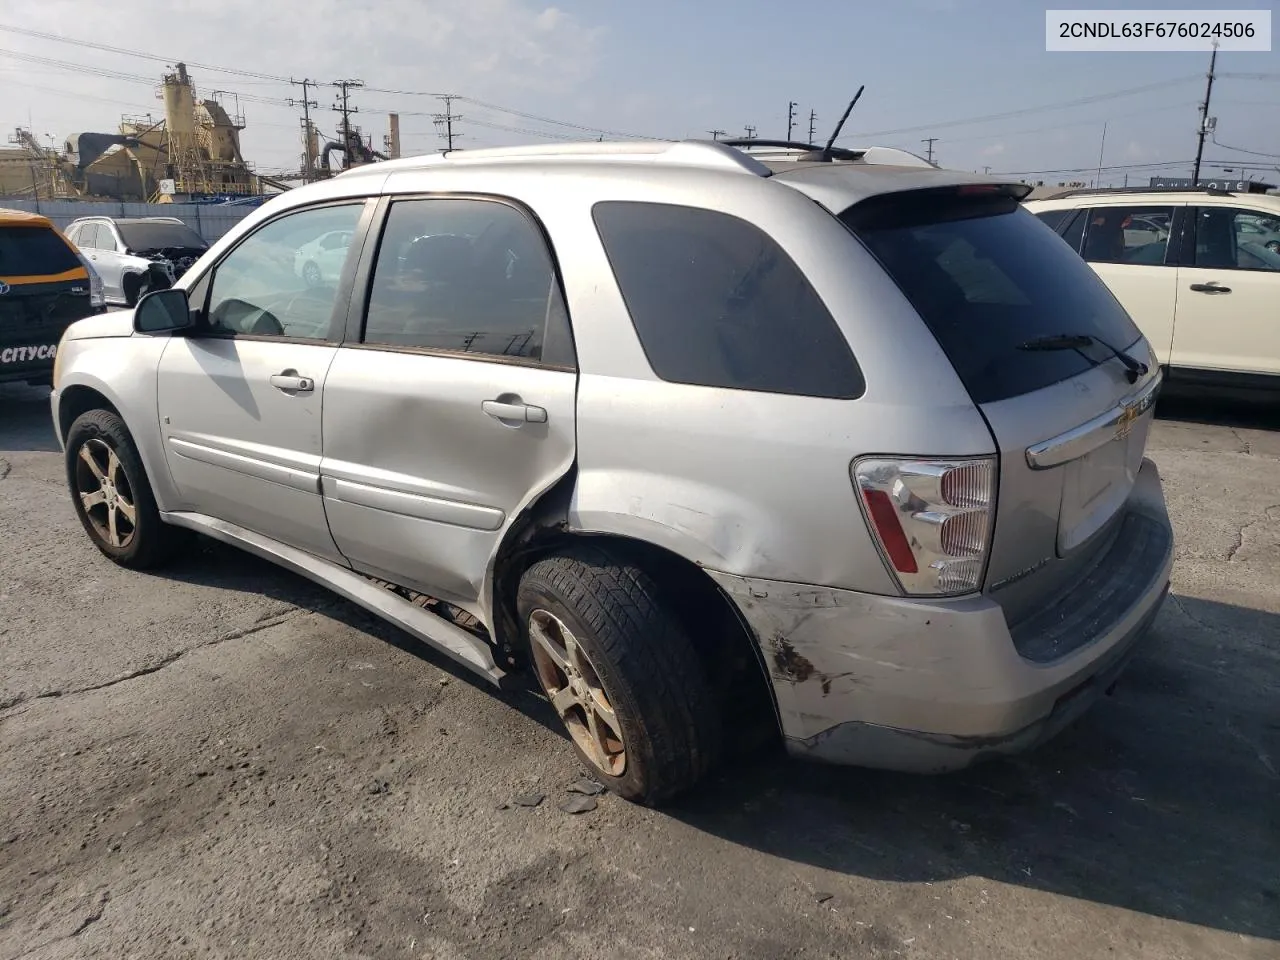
[853,457,996,596]
[75,252,106,308]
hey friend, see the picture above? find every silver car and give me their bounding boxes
[50,140,1174,804]
[63,216,209,307]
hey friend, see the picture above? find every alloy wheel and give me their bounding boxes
[528,609,626,777]
[74,438,137,549]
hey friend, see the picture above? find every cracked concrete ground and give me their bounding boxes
[1,382,1278,960]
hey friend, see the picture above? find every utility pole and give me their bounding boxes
[331,79,364,168]
[289,78,318,182]
[786,101,797,141]
[433,95,463,152]
[921,137,938,164]
[1192,41,1219,185]
[807,109,817,145]
[1094,120,1108,188]
[707,129,727,141]
[982,165,992,175]
[744,125,757,141]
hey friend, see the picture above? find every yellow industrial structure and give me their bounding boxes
[0,63,263,202]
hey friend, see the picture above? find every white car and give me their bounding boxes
[293,229,354,287]
[1025,188,1280,396]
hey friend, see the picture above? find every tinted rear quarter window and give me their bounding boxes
[0,225,82,276]
[844,191,1142,405]
[592,201,864,399]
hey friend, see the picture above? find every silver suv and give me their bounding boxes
[50,140,1174,804]
[63,216,209,307]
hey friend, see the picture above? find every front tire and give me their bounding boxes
[516,544,721,805]
[65,409,186,569]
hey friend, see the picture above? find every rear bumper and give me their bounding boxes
[708,456,1174,773]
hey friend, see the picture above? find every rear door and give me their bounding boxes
[847,190,1159,629]
[320,193,577,610]
[1171,204,1280,378]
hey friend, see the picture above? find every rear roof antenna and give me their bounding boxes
[822,85,864,162]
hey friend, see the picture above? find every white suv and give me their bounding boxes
[1025,188,1280,397]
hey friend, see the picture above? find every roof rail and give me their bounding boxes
[337,139,772,178]
[1049,185,1237,199]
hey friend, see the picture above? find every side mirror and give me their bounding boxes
[134,288,195,334]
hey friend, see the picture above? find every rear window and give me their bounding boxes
[592,201,864,399]
[117,221,207,253]
[843,191,1142,405]
[0,225,82,278]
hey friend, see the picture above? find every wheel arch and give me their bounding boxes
[488,485,783,746]
[56,368,180,512]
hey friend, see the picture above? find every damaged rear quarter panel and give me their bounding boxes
[706,573,1029,741]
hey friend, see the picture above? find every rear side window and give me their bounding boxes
[592,201,864,399]
[845,191,1142,405]
[1033,209,1072,232]
[1081,205,1175,266]
[0,226,82,276]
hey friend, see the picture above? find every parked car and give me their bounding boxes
[64,216,209,307]
[1026,188,1280,397]
[50,140,1174,804]
[0,207,105,386]
[294,229,355,287]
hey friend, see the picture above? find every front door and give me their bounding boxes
[320,195,578,611]
[157,200,370,560]
[1171,204,1280,377]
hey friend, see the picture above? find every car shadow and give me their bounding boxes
[1156,394,1280,432]
[0,383,60,453]
[148,536,564,736]
[148,536,1278,941]
[663,594,1279,942]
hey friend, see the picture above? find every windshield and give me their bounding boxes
[0,225,83,278]
[117,221,208,253]
[842,191,1143,405]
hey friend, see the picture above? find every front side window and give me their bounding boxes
[592,201,864,399]
[362,198,565,361]
[1081,205,1175,266]
[1193,206,1280,272]
[204,203,363,339]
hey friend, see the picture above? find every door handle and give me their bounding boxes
[269,373,315,392]
[1189,282,1231,294]
[482,399,547,423]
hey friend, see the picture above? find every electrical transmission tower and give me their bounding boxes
[921,137,938,164]
[433,95,463,152]
[807,109,817,145]
[332,79,364,168]
[786,101,797,140]
[289,78,318,182]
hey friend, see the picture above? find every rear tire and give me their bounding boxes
[65,409,187,569]
[516,544,721,805]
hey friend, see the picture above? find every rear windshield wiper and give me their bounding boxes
[1018,333,1149,384]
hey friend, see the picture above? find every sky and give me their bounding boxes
[1,0,1277,186]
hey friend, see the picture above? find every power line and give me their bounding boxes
[0,22,292,83]
[1210,135,1280,159]
[839,76,1201,141]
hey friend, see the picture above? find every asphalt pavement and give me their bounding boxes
[1,381,1277,960]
